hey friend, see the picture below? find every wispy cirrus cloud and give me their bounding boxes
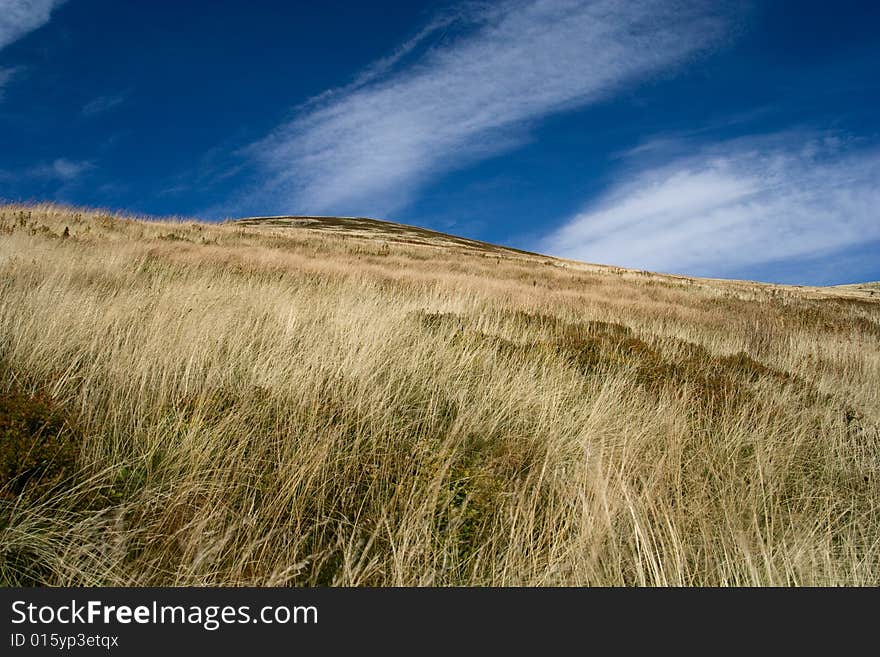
[37,157,93,180]
[0,157,93,183]
[81,92,127,117]
[541,132,880,282]
[0,65,18,99]
[0,0,65,50]
[244,0,733,216]
[0,0,66,96]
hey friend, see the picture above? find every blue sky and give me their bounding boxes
[1,0,878,285]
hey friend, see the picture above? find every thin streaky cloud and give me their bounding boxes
[336,8,476,99]
[0,66,17,99]
[244,0,733,216]
[290,11,464,116]
[0,0,66,98]
[0,0,66,50]
[541,132,880,280]
[0,157,94,182]
[81,92,127,117]
[45,157,93,180]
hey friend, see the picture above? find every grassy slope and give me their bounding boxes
[1,203,879,586]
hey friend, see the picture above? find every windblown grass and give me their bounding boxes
[1,203,878,586]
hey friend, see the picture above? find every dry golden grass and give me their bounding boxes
[1,203,878,586]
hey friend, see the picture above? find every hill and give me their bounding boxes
[1,203,879,586]
[235,214,542,256]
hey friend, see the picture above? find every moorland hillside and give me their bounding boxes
[1,204,878,585]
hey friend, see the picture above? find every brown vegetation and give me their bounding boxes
[1,203,878,585]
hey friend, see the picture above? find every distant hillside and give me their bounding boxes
[235,215,541,257]
[830,281,880,297]
[235,214,879,302]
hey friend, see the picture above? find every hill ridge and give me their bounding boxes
[234,214,879,301]
[234,214,543,258]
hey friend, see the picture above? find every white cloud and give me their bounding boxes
[0,0,65,50]
[81,92,127,117]
[541,133,880,278]
[246,0,731,216]
[44,157,92,180]
[0,158,94,206]
[0,0,66,97]
[0,65,17,99]
[0,157,94,182]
